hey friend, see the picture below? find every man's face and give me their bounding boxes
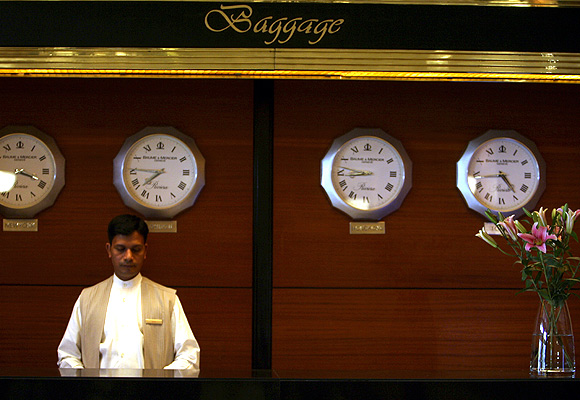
[106,231,147,281]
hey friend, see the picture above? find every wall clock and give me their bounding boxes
[321,128,412,221]
[0,126,66,219]
[456,129,546,218]
[113,126,205,220]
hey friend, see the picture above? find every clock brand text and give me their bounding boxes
[150,182,169,190]
[356,183,375,191]
[496,186,514,193]
[485,159,521,164]
[350,157,385,163]
[2,155,38,160]
[143,156,178,161]
[204,4,344,45]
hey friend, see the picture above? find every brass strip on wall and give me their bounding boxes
[0,48,579,82]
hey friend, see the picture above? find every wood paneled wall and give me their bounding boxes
[0,78,254,370]
[272,80,580,371]
[1,77,580,373]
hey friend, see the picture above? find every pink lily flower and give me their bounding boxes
[517,222,557,253]
[498,215,518,241]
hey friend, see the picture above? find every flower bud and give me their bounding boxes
[476,229,498,248]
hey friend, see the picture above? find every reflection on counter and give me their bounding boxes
[58,368,200,378]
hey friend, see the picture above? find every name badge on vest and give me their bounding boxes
[145,318,163,325]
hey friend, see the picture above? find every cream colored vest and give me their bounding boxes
[78,276,176,369]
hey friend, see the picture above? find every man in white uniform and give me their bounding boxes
[57,214,200,370]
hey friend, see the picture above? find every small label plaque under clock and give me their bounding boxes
[350,221,385,235]
[3,219,38,232]
[484,222,501,235]
[146,220,177,233]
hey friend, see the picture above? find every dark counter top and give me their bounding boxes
[1,369,577,400]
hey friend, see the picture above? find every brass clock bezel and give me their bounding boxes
[0,125,66,219]
[321,127,413,221]
[113,126,205,220]
[456,129,546,218]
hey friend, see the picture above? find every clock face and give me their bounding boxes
[0,128,65,218]
[114,127,205,219]
[122,134,198,209]
[467,138,540,212]
[457,130,545,218]
[331,136,406,211]
[321,128,412,221]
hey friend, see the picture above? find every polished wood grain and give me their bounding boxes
[0,78,254,288]
[0,286,251,370]
[2,77,580,373]
[272,80,580,371]
[273,80,580,289]
[0,77,254,371]
[273,288,580,371]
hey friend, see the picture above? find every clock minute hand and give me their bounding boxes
[339,166,373,176]
[143,168,166,185]
[498,171,516,193]
[474,173,504,178]
[14,168,39,181]
[130,168,165,174]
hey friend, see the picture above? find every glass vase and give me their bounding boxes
[530,299,575,376]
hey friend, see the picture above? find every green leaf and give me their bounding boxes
[485,209,498,224]
[538,289,552,302]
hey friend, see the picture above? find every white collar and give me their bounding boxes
[112,273,142,289]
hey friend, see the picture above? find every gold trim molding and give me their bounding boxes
[6,1,580,6]
[1,47,579,83]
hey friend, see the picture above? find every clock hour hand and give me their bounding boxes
[14,168,39,181]
[143,168,166,185]
[498,171,516,193]
[473,171,516,192]
[474,173,505,178]
[339,166,373,176]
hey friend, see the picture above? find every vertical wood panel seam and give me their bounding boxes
[252,79,274,369]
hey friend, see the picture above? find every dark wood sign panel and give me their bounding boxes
[0,2,579,52]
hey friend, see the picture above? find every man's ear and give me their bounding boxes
[105,242,112,258]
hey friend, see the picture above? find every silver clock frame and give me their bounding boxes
[456,129,546,218]
[0,126,66,219]
[321,128,413,221]
[113,126,205,220]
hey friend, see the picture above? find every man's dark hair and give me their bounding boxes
[107,214,149,243]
